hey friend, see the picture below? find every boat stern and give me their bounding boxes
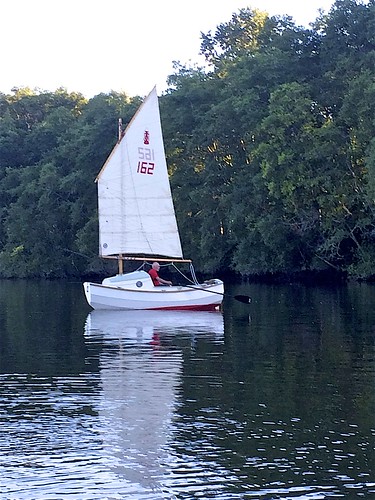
[83,281,93,308]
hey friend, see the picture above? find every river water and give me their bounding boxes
[0,280,374,499]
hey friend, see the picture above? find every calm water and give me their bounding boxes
[0,280,374,499]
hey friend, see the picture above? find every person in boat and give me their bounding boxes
[148,262,172,286]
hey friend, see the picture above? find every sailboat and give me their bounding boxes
[83,87,224,310]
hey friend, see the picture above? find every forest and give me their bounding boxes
[0,0,374,281]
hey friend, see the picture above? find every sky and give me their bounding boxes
[1,0,335,98]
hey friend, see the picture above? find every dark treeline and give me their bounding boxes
[1,0,375,281]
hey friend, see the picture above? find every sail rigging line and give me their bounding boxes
[169,261,200,285]
[133,260,198,285]
[190,262,199,284]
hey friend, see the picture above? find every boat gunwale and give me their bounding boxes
[87,282,223,294]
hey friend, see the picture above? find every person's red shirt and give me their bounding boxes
[148,268,160,286]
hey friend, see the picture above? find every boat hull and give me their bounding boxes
[83,280,224,311]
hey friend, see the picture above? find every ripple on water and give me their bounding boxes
[0,300,374,499]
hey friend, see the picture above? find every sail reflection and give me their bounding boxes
[84,310,224,495]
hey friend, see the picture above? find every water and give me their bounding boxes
[0,280,374,499]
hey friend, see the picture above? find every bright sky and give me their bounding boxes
[1,0,335,98]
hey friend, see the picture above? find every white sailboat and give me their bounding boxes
[83,87,224,310]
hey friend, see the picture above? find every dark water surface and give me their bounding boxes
[0,280,374,499]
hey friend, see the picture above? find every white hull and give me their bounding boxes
[83,271,224,311]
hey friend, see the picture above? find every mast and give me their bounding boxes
[118,255,123,274]
[118,118,123,143]
[118,117,123,274]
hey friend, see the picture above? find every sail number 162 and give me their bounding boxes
[137,147,154,175]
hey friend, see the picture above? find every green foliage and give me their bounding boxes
[0,88,139,278]
[0,0,375,280]
[200,7,269,65]
[164,0,375,279]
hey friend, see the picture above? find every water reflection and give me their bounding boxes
[85,309,224,343]
[1,280,374,498]
[84,310,224,497]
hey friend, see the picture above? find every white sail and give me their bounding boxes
[96,87,183,258]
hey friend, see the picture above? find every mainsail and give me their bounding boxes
[96,87,183,259]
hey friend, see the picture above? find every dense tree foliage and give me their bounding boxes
[0,0,374,280]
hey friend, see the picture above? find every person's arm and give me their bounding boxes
[157,276,172,286]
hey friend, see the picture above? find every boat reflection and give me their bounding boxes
[85,309,224,344]
[84,310,224,496]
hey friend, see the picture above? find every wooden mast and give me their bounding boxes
[118,118,123,275]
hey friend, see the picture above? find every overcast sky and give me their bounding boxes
[1,0,335,97]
